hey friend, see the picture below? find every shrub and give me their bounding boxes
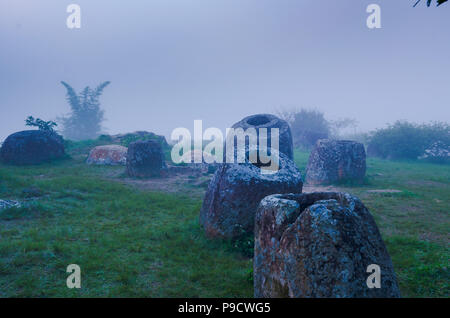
[413,0,448,7]
[367,121,449,162]
[120,134,156,147]
[277,108,358,149]
[25,116,57,133]
[284,109,330,149]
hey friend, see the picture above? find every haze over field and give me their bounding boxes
[0,0,449,142]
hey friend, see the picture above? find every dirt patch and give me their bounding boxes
[302,184,341,193]
[419,232,450,245]
[115,173,212,199]
[367,189,403,194]
[407,180,448,188]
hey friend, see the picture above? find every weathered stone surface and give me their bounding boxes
[0,130,65,165]
[306,139,366,185]
[228,114,294,161]
[254,192,401,298]
[86,145,128,166]
[126,140,166,178]
[200,151,303,240]
[0,199,20,211]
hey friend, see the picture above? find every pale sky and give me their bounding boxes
[0,0,449,141]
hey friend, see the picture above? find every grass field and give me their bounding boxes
[0,145,448,297]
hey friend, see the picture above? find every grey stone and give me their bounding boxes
[254,192,401,298]
[200,151,303,240]
[0,130,65,165]
[228,114,294,161]
[306,139,366,184]
[0,199,20,211]
[126,140,167,178]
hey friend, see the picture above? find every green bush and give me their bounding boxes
[120,134,156,147]
[367,121,449,162]
[289,109,330,149]
[414,0,448,7]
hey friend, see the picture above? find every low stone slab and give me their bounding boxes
[0,200,20,211]
[86,145,128,166]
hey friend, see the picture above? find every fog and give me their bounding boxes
[1,0,449,142]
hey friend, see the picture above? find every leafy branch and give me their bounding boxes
[25,116,58,132]
[413,0,448,7]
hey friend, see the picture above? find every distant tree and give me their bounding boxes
[25,116,57,133]
[280,109,330,149]
[276,108,359,148]
[329,118,359,139]
[59,81,110,140]
[276,108,297,124]
[413,0,448,7]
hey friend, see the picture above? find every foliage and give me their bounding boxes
[59,81,110,141]
[279,109,330,149]
[338,132,371,147]
[63,137,114,157]
[328,118,358,139]
[413,0,448,7]
[367,121,450,162]
[25,116,57,133]
[277,108,358,149]
[120,133,159,148]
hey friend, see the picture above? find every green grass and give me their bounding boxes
[0,145,251,297]
[0,146,448,297]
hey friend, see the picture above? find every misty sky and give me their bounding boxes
[0,0,449,142]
